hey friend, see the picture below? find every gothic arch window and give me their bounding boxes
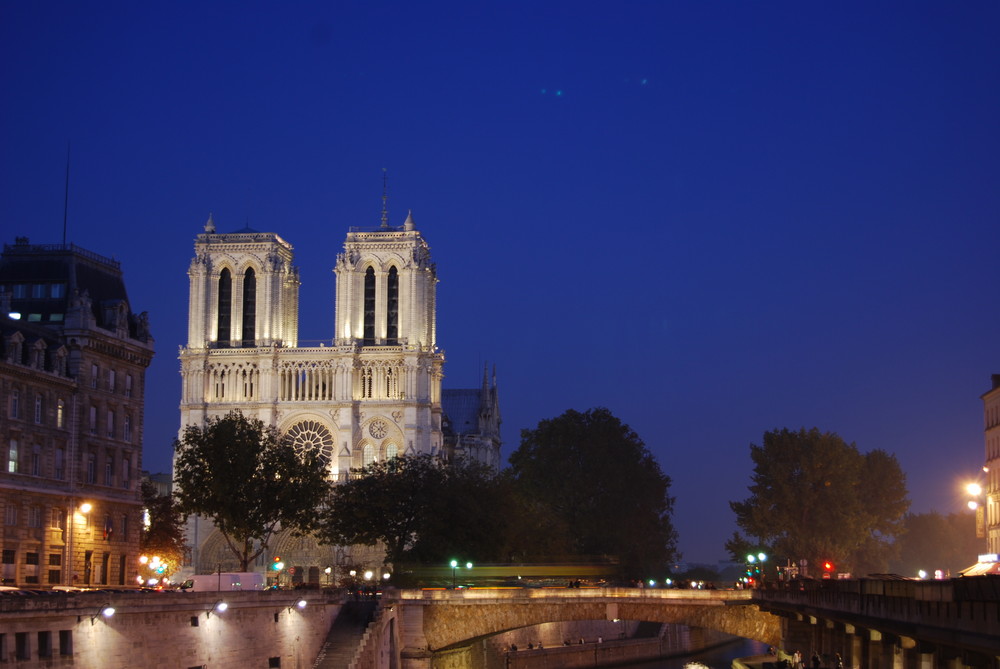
[385,443,398,460]
[360,367,373,399]
[241,267,256,347]
[363,266,376,345]
[286,420,334,468]
[217,268,232,346]
[362,443,375,467]
[386,266,398,345]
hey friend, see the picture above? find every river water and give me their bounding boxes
[622,637,769,669]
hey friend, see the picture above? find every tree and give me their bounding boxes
[319,454,444,566]
[508,408,678,577]
[889,511,980,577]
[319,454,515,566]
[730,427,909,577]
[138,480,187,583]
[173,411,332,571]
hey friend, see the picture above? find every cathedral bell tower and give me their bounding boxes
[186,214,300,350]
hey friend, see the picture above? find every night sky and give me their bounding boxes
[2,2,998,565]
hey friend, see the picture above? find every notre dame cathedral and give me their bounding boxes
[178,210,500,580]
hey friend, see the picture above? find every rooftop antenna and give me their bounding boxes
[380,168,389,229]
[62,142,71,246]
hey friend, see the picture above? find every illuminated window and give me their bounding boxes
[7,439,18,473]
[363,444,375,466]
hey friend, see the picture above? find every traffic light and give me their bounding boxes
[822,561,835,575]
[272,556,284,571]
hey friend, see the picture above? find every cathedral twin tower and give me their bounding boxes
[179,210,500,487]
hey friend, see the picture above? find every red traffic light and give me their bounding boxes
[823,561,834,571]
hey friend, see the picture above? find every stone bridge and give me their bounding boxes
[358,588,782,669]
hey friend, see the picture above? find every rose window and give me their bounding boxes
[286,420,334,466]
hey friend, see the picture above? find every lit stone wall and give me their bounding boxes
[0,590,338,668]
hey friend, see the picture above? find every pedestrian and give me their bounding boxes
[812,652,820,669]
[794,650,803,669]
[836,653,843,669]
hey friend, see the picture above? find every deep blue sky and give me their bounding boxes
[2,1,998,565]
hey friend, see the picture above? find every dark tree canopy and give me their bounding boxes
[139,480,187,582]
[889,511,980,577]
[509,407,678,577]
[319,455,514,566]
[173,411,332,571]
[730,427,909,577]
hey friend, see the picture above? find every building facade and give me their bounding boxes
[983,374,1000,556]
[179,212,500,578]
[0,239,154,588]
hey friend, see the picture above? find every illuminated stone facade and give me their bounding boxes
[982,375,1000,556]
[0,239,154,588]
[178,212,500,576]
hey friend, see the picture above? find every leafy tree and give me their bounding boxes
[139,480,187,583]
[508,408,678,577]
[173,411,332,571]
[319,454,516,566]
[730,427,909,577]
[889,511,980,577]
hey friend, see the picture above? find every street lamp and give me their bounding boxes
[450,559,458,588]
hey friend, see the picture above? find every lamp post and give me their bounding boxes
[450,559,458,588]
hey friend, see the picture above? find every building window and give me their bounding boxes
[108,369,116,392]
[26,552,39,566]
[10,389,18,418]
[55,448,64,480]
[103,515,114,541]
[217,268,232,345]
[121,514,129,539]
[28,507,42,528]
[107,410,115,438]
[31,284,45,298]
[31,444,40,476]
[105,456,114,486]
[125,374,133,398]
[59,630,73,656]
[242,267,256,346]
[123,415,132,442]
[86,453,96,484]
[51,508,63,530]
[4,505,16,526]
[47,569,61,584]
[122,457,131,490]
[91,363,98,388]
[363,266,376,345]
[89,406,97,434]
[2,549,14,563]
[12,283,28,298]
[50,283,65,298]
[387,266,399,344]
[56,400,64,428]
[7,439,17,474]
[363,443,375,467]
[34,395,42,423]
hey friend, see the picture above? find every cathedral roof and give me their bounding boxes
[441,389,484,435]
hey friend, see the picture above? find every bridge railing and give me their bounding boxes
[752,578,1000,641]
[392,586,753,602]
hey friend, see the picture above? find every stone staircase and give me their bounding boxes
[312,599,378,669]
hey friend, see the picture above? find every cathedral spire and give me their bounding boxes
[380,169,389,229]
[404,209,415,231]
[204,212,215,233]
